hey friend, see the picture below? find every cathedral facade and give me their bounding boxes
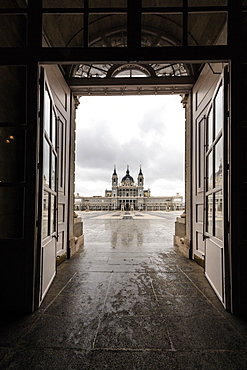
[105,165,147,211]
[75,166,183,211]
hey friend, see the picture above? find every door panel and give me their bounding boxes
[41,237,56,299]
[204,78,226,306]
[192,64,223,262]
[205,238,223,300]
[193,114,206,258]
[40,72,58,302]
[57,113,68,255]
[192,64,229,308]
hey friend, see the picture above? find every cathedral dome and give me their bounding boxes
[121,166,134,185]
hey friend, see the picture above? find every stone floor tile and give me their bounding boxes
[141,350,179,370]
[108,256,151,265]
[227,316,247,339]
[176,350,247,370]
[111,265,147,273]
[150,276,202,297]
[94,316,171,350]
[90,350,144,370]
[1,348,91,370]
[85,265,115,272]
[185,272,221,298]
[0,347,11,364]
[19,315,99,349]
[166,316,247,350]
[157,295,221,318]
[60,271,112,297]
[149,271,191,284]
[0,313,38,346]
[103,277,160,316]
[178,261,205,274]
[44,293,106,316]
[44,269,76,293]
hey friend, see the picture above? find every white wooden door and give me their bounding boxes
[204,72,229,306]
[192,64,229,309]
[39,66,71,304]
[40,71,58,301]
[192,64,221,264]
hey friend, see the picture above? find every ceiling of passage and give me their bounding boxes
[1,0,228,95]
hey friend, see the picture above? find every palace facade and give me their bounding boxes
[75,166,183,211]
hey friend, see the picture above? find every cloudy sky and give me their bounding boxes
[75,95,185,198]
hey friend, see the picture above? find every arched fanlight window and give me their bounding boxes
[74,62,191,79]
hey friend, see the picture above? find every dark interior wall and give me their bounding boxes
[0,66,26,123]
[0,65,39,313]
[229,61,247,316]
[0,67,27,239]
[0,67,27,312]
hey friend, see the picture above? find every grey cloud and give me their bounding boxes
[138,110,166,135]
[76,130,183,184]
[76,124,116,169]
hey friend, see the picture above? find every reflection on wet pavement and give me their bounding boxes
[1,211,247,369]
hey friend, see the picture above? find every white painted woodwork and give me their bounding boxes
[39,66,71,304]
[192,64,228,307]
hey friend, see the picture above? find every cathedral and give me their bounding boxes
[75,166,183,212]
[105,165,149,211]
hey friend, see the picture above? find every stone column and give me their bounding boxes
[174,94,191,258]
[69,96,84,257]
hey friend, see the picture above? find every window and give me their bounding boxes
[42,84,58,239]
[205,83,224,239]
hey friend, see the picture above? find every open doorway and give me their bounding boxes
[75,95,185,206]
[38,62,230,313]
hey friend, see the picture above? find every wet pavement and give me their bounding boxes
[1,211,247,369]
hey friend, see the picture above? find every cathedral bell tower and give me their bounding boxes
[112,165,118,186]
[137,166,144,211]
[112,165,118,199]
[138,165,144,187]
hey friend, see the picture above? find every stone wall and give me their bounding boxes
[70,215,84,257]
[173,94,191,259]
[69,97,84,258]
[174,214,190,258]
